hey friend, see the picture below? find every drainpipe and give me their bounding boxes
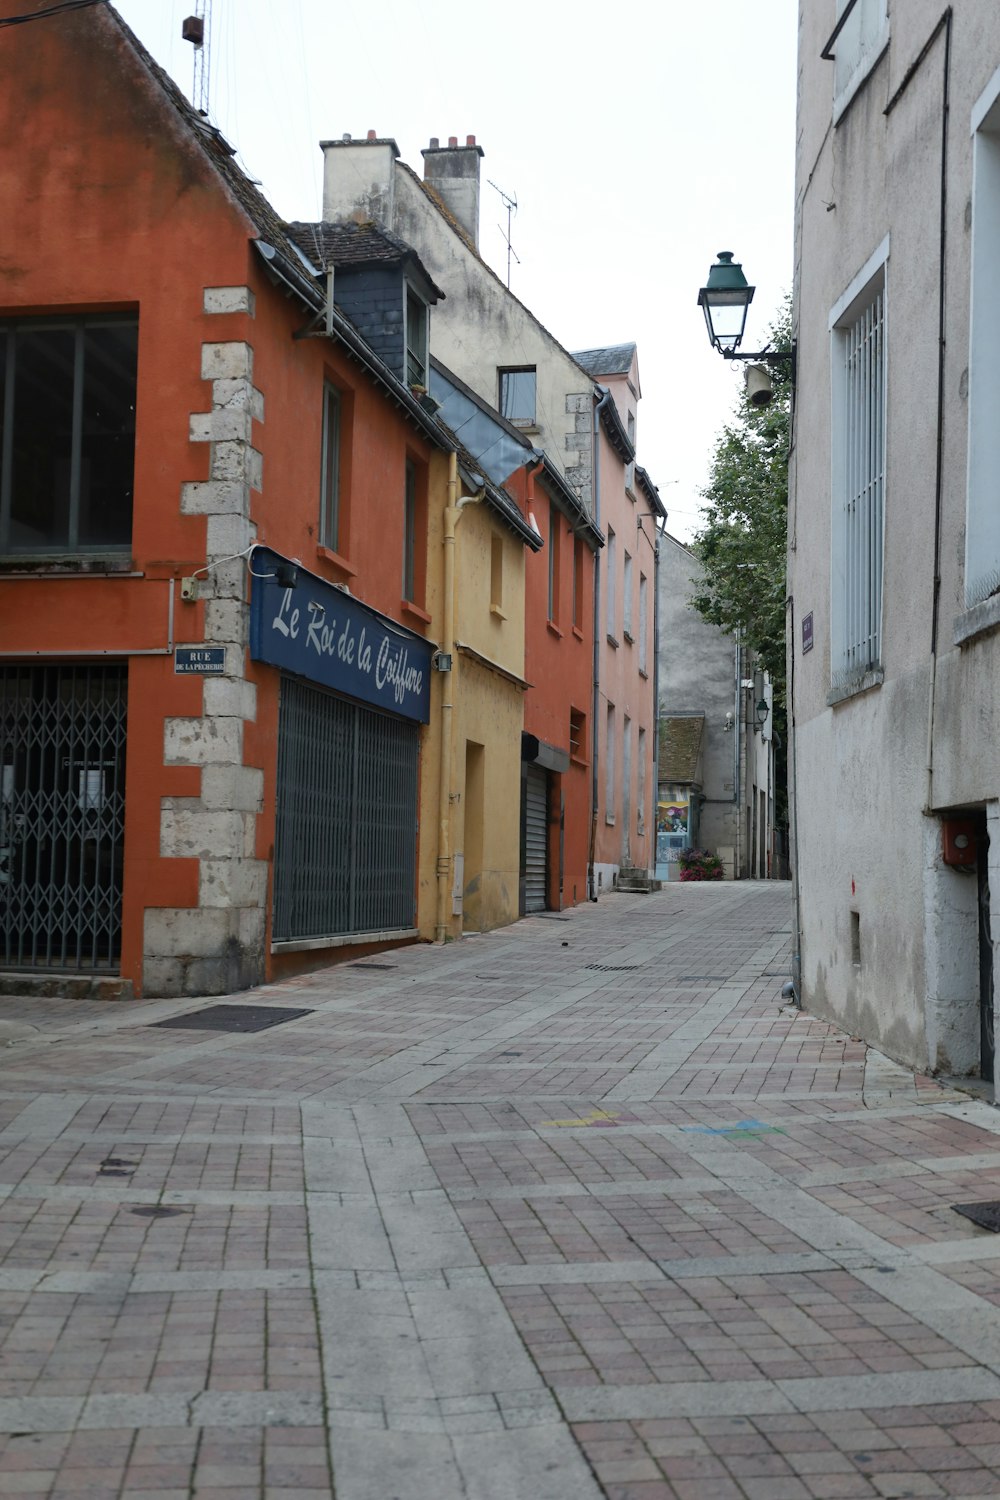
[435,454,485,943]
[588,386,614,900]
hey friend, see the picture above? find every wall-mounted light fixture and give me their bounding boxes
[698,251,795,401]
[753,696,770,733]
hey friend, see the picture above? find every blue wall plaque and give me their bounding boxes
[249,548,433,724]
[175,646,226,675]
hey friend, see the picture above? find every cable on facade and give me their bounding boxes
[0,0,105,28]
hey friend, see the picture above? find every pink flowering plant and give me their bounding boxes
[677,847,724,882]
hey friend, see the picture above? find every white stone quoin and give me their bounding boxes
[143,309,269,998]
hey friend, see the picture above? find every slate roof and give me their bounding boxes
[285,221,444,300]
[573,343,637,378]
[658,716,705,782]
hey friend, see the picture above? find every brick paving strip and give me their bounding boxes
[6,887,1000,1495]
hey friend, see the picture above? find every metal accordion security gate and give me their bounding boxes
[272,675,420,943]
[0,662,128,971]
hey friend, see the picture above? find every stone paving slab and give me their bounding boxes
[5,883,1000,1497]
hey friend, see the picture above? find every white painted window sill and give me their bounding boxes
[955,594,1000,647]
[826,666,884,707]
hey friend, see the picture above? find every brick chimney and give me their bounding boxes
[421,135,484,249]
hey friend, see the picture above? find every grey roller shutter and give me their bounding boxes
[524,764,548,914]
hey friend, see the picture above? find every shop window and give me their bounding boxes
[0,315,137,557]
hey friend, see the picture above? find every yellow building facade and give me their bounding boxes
[417,451,536,940]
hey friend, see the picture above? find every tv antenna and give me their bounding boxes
[488,178,520,289]
[182,1,213,115]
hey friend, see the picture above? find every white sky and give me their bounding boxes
[115,0,798,541]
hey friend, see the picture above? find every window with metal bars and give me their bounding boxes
[832,275,885,686]
[0,315,137,557]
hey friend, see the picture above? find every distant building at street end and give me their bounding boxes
[656,532,776,880]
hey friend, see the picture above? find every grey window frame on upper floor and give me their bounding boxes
[498,366,536,427]
[403,458,417,602]
[0,313,138,559]
[823,0,889,123]
[405,287,429,388]
[320,382,341,552]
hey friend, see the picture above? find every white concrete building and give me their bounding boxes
[791,2,1000,1088]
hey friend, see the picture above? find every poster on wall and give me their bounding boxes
[657,793,689,835]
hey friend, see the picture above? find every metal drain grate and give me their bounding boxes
[953,1201,1000,1232]
[129,1205,191,1219]
[586,963,641,972]
[349,962,398,971]
[149,1004,313,1033]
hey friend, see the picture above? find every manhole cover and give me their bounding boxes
[149,1004,313,1033]
[349,963,397,970]
[586,964,641,972]
[953,1201,1000,1232]
[129,1205,191,1219]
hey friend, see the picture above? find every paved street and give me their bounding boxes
[4,883,1000,1497]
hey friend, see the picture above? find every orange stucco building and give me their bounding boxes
[0,2,539,996]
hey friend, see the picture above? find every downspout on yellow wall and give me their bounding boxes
[435,451,485,943]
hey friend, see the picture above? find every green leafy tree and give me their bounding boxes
[690,298,791,696]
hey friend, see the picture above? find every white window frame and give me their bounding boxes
[606,527,617,642]
[829,237,889,692]
[638,573,648,674]
[827,0,889,124]
[966,70,1000,611]
[605,702,616,825]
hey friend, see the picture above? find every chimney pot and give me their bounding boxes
[367,129,376,141]
[342,133,351,143]
[466,134,476,146]
[429,136,439,148]
[421,135,484,248]
[448,136,458,147]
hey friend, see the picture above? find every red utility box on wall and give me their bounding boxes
[942,817,979,867]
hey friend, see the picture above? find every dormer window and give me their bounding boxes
[406,288,428,388]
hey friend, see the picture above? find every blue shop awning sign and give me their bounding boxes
[249,548,433,723]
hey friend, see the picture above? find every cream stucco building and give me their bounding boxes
[791,1,1000,1088]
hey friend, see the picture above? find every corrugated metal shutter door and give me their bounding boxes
[273,677,419,942]
[524,764,548,913]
